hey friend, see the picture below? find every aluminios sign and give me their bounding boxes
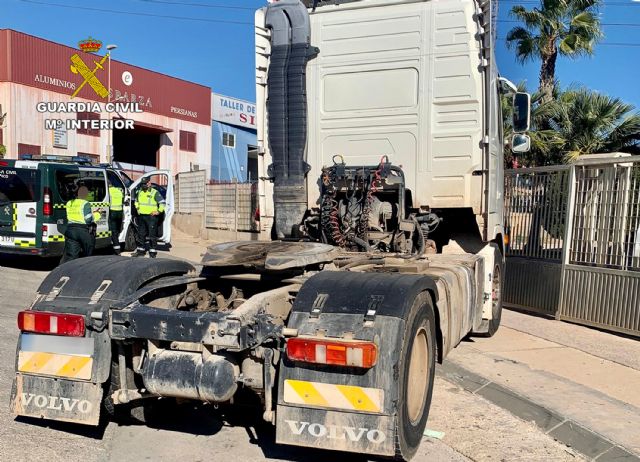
[212,93,256,130]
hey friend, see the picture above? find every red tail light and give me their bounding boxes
[254,207,260,222]
[18,311,85,337]
[43,187,52,216]
[286,337,378,368]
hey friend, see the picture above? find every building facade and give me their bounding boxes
[0,30,211,178]
[211,93,258,182]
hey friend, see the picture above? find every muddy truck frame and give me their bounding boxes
[10,0,530,459]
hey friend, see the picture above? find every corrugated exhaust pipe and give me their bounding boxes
[265,0,318,238]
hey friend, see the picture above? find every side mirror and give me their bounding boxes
[512,92,531,133]
[511,134,531,153]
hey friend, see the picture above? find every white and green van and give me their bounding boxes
[0,157,173,257]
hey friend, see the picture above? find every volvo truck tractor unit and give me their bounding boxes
[10,0,530,459]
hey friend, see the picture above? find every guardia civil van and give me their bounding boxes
[0,156,173,257]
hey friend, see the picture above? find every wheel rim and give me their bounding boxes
[407,327,429,424]
[492,264,502,317]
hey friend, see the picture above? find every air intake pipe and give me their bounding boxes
[265,0,317,238]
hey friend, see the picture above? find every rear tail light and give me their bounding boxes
[18,311,85,337]
[43,187,52,216]
[254,207,260,222]
[286,337,378,368]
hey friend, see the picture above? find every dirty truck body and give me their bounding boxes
[11,0,516,459]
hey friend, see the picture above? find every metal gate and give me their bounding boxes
[504,156,640,337]
[504,166,570,316]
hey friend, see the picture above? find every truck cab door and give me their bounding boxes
[129,170,174,244]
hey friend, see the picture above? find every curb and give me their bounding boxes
[437,361,640,462]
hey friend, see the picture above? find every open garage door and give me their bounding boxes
[113,121,172,179]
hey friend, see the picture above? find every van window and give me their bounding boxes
[0,168,41,203]
[56,170,106,203]
[107,170,125,190]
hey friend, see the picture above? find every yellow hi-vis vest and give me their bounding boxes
[66,199,101,224]
[109,186,124,211]
[135,189,166,215]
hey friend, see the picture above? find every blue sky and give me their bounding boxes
[2,0,640,107]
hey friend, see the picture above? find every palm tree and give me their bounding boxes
[545,88,640,161]
[505,0,602,103]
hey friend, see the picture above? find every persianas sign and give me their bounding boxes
[212,93,256,130]
[0,30,211,125]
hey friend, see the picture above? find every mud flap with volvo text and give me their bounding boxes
[276,271,439,459]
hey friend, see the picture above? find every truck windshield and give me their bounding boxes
[0,168,42,204]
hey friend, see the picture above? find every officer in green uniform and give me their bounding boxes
[133,178,166,258]
[108,179,125,255]
[60,186,102,264]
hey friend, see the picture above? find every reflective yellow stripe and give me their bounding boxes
[285,380,330,407]
[335,384,379,412]
[283,379,383,413]
[56,356,92,378]
[18,351,93,380]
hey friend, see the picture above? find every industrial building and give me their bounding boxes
[0,29,212,178]
[211,93,258,182]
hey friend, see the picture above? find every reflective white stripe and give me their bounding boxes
[315,344,326,363]
[149,249,157,254]
[49,317,58,334]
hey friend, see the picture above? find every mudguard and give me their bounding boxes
[11,257,194,424]
[276,271,438,456]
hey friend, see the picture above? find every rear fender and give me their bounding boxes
[11,256,195,425]
[276,271,438,456]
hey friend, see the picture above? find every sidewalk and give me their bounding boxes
[158,229,640,461]
[441,309,640,461]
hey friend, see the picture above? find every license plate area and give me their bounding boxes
[17,333,94,380]
[11,374,102,425]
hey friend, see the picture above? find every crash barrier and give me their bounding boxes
[175,171,258,233]
[505,156,640,337]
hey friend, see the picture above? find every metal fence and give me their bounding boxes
[176,170,206,214]
[504,156,640,337]
[205,183,258,232]
[175,171,258,233]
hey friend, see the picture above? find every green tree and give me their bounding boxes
[0,144,5,159]
[505,0,602,103]
[544,88,640,161]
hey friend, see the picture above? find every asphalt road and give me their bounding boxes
[0,255,582,462]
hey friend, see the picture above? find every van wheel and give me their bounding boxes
[124,226,137,252]
[394,292,436,461]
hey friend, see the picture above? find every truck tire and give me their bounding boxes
[394,292,436,461]
[103,345,148,424]
[124,225,137,252]
[480,243,504,338]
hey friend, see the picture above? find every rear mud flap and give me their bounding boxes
[11,374,103,425]
[276,405,395,456]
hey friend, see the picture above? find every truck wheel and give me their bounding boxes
[103,345,150,424]
[481,243,504,337]
[124,226,137,252]
[394,292,436,461]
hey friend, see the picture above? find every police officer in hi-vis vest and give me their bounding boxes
[108,178,124,255]
[133,178,166,258]
[60,186,102,264]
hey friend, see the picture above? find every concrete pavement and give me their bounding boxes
[443,309,640,460]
